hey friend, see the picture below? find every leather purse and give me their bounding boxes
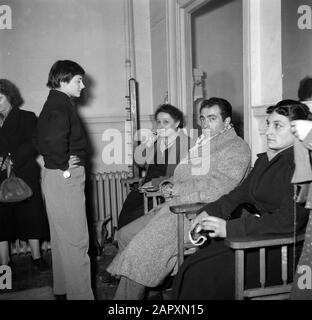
[0,154,33,203]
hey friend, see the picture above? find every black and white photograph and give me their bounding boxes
[0,0,312,306]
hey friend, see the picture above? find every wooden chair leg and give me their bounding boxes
[177,214,184,267]
[144,193,148,214]
[235,250,244,300]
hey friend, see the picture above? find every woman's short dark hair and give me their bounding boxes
[0,79,24,108]
[154,104,184,128]
[266,99,312,121]
[298,77,312,101]
[200,97,232,121]
[47,60,85,89]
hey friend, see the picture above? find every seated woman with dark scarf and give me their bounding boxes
[172,100,311,300]
[117,104,191,229]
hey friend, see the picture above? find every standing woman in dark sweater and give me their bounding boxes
[0,79,50,269]
[35,60,94,300]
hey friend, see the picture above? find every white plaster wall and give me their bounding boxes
[259,0,282,105]
[133,0,154,116]
[249,0,282,163]
[149,0,168,110]
[0,0,126,117]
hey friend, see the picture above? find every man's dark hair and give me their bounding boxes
[200,97,232,121]
[0,79,24,108]
[47,60,85,89]
[266,99,312,121]
[154,104,184,128]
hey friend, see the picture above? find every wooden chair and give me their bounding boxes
[170,202,306,300]
[225,233,305,300]
[169,202,207,266]
[142,190,164,214]
[121,176,143,194]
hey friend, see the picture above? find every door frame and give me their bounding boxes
[165,0,252,144]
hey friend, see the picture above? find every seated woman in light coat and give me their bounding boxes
[172,100,311,300]
[107,97,251,299]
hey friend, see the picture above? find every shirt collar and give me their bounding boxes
[195,124,234,147]
[266,145,294,161]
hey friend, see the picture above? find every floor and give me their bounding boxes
[0,241,170,300]
[0,242,119,300]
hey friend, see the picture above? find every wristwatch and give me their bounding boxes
[63,170,71,179]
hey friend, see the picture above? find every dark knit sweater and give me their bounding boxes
[34,90,87,170]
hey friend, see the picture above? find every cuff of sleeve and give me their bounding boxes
[302,129,312,150]
[202,202,222,217]
[226,218,246,238]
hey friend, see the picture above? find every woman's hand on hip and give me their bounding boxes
[68,155,80,168]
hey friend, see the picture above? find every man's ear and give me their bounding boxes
[224,117,231,127]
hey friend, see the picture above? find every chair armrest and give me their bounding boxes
[122,177,143,185]
[144,191,163,198]
[169,202,207,215]
[225,233,305,250]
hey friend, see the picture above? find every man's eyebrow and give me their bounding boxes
[267,120,283,124]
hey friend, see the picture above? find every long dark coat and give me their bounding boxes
[0,108,49,241]
[172,147,309,299]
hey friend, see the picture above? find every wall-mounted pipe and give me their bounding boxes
[124,0,136,85]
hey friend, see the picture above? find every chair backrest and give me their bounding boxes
[225,233,305,300]
[143,190,163,214]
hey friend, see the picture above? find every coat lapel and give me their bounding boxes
[1,107,20,135]
[249,147,294,202]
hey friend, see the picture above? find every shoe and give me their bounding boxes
[98,270,118,285]
[31,257,50,272]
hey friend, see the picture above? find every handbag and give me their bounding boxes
[0,154,33,203]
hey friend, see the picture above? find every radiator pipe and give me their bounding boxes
[124,0,136,84]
